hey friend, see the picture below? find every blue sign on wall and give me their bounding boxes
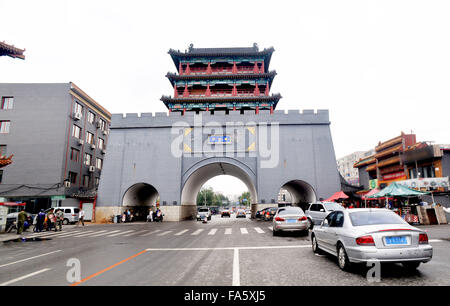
[207,135,232,144]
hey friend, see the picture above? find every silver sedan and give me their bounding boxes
[311,208,433,271]
[272,206,309,236]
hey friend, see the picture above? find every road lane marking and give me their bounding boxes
[254,227,265,234]
[54,231,90,238]
[141,229,161,236]
[124,230,149,237]
[90,230,120,237]
[107,230,134,237]
[0,250,62,268]
[191,229,204,236]
[73,230,107,237]
[146,245,311,251]
[208,229,217,235]
[240,228,248,234]
[429,239,443,242]
[233,248,240,286]
[268,226,273,231]
[225,228,232,235]
[70,250,148,286]
[175,229,189,236]
[70,231,96,237]
[157,230,172,236]
[0,268,52,286]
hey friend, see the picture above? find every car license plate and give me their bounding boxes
[385,236,407,245]
[286,219,297,223]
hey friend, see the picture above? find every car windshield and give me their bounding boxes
[349,210,408,226]
[278,207,303,215]
[323,202,342,211]
[198,208,209,212]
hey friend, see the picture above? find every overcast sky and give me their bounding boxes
[2,0,449,197]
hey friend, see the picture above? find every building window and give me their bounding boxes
[88,111,95,124]
[96,158,103,170]
[84,153,92,166]
[0,145,7,157]
[70,148,80,162]
[68,171,77,184]
[0,121,10,134]
[0,170,3,183]
[86,132,94,144]
[83,175,90,188]
[98,138,105,150]
[99,119,107,131]
[1,97,14,110]
[74,102,83,114]
[72,125,82,139]
[95,177,100,186]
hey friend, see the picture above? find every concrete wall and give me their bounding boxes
[97,109,341,221]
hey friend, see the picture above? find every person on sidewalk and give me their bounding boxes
[36,209,46,232]
[17,208,27,235]
[55,208,64,231]
[46,209,56,231]
[77,209,85,227]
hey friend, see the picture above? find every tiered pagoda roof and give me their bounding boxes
[161,44,281,114]
[0,41,25,60]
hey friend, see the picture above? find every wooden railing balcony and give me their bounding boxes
[179,89,268,98]
[183,66,260,75]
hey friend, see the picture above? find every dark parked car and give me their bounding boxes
[255,207,271,219]
[263,207,278,221]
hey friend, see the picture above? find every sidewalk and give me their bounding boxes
[0,222,98,242]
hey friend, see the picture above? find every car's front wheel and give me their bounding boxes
[337,243,351,271]
[62,219,69,225]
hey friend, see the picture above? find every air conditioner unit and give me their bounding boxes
[101,149,106,155]
[96,121,101,129]
[73,112,82,120]
[90,144,96,150]
[102,130,107,135]
[64,181,71,188]
[77,139,84,146]
[89,166,95,172]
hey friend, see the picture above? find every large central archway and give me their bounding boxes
[181,160,257,220]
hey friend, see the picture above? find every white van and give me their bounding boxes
[45,207,80,225]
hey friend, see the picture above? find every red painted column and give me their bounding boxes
[270,105,273,114]
[256,106,259,114]
[205,83,211,97]
[174,84,179,98]
[183,84,189,97]
[233,105,236,111]
[183,108,186,116]
[185,63,191,75]
[206,105,209,111]
[265,81,269,96]
[169,107,172,114]
[232,62,237,74]
[253,61,259,74]
[232,83,237,96]
[179,62,183,75]
[260,61,265,73]
[207,62,212,74]
[254,83,260,96]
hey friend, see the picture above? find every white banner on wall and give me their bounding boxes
[397,177,449,189]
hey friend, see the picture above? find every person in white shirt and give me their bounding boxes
[77,209,85,227]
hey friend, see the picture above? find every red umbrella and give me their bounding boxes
[324,191,349,202]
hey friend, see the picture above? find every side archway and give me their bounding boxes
[122,183,160,220]
[279,180,316,210]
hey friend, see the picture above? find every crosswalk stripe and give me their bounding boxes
[157,230,172,236]
[90,230,120,237]
[107,230,134,237]
[254,227,265,234]
[225,228,232,235]
[268,226,273,231]
[73,230,106,237]
[175,229,189,236]
[240,228,248,234]
[124,230,148,237]
[141,229,161,236]
[47,230,81,237]
[55,231,89,238]
[208,229,217,235]
[191,229,204,236]
[71,231,96,238]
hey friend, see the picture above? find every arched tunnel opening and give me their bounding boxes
[122,183,160,221]
[278,180,317,211]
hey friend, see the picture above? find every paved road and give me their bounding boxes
[0,215,449,286]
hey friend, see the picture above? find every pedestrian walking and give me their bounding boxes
[17,208,27,235]
[46,209,56,231]
[35,209,45,232]
[77,209,85,227]
[55,208,64,231]
[147,209,153,222]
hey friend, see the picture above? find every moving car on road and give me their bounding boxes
[221,208,231,218]
[272,206,309,236]
[311,208,433,271]
[305,201,343,228]
[236,208,246,218]
[196,207,211,221]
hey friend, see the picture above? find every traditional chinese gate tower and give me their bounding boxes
[96,44,341,222]
[161,43,281,115]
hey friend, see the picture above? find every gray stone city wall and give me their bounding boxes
[96,109,341,221]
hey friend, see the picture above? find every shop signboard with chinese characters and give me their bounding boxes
[397,177,449,189]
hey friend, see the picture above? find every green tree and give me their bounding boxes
[197,187,215,206]
[238,191,251,207]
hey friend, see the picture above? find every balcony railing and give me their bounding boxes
[179,89,267,98]
[183,66,259,75]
